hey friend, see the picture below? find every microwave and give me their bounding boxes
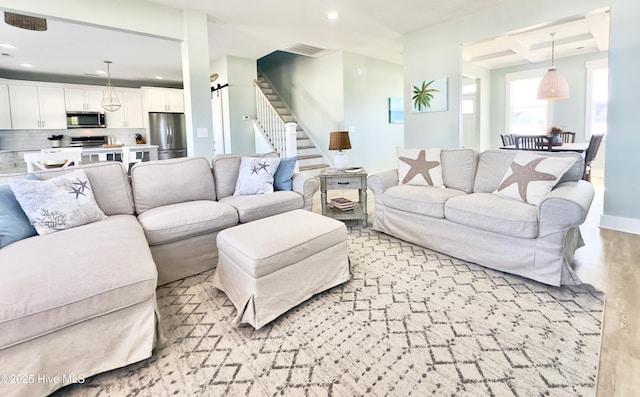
[66,112,106,129]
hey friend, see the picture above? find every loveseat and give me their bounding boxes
[368,148,594,286]
[0,154,318,397]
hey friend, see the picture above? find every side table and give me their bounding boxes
[319,167,368,227]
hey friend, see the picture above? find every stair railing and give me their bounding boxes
[254,80,296,158]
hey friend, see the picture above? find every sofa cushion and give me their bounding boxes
[19,162,135,216]
[212,153,280,200]
[474,149,584,193]
[234,156,281,196]
[444,193,538,238]
[0,215,157,350]
[383,185,467,218]
[441,148,479,193]
[397,148,444,187]
[9,169,106,235]
[137,200,238,246]
[131,157,216,214]
[220,191,304,223]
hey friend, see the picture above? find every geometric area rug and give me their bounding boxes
[55,228,604,397]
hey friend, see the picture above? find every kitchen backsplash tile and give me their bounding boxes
[0,128,145,150]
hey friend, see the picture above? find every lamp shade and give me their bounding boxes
[328,131,351,151]
[4,12,47,31]
[537,68,570,100]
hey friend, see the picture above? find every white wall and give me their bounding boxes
[259,51,404,173]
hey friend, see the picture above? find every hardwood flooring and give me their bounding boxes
[313,176,640,396]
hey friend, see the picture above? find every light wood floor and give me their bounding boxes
[313,176,640,396]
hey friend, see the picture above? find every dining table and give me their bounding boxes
[500,142,589,153]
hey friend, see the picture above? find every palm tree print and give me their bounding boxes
[412,80,439,111]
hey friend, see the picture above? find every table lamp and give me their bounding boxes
[329,131,351,171]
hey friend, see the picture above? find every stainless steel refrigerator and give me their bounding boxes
[148,112,187,160]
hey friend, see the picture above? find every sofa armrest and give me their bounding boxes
[538,180,595,236]
[292,172,319,211]
[367,169,398,196]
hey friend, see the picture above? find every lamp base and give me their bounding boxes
[333,151,349,171]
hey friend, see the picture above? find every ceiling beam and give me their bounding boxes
[585,10,610,51]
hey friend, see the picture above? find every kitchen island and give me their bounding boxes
[0,145,159,177]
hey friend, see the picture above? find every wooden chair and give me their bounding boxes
[583,133,605,181]
[500,133,515,146]
[514,135,550,151]
[559,131,576,143]
[25,149,82,173]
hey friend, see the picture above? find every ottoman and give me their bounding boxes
[213,209,351,329]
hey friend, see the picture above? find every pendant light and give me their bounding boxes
[102,61,121,112]
[4,12,47,31]
[537,33,569,100]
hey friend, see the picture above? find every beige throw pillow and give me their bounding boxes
[397,148,443,187]
[493,152,576,205]
[234,156,281,196]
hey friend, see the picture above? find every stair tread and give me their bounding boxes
[298,154,323,160]
[297,145,316,149]
[299,164,330,171]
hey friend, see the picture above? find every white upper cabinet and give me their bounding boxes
[9,84,66,130]
[106,89,143,128]
[0,84,11,129]
[65,87,104,112]
[143,87,184,113]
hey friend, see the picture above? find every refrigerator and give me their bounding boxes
[148,112,187,160]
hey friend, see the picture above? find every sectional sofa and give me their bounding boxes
[368,148,594,287]
[0,155,318,397]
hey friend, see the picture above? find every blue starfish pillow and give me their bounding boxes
[234,156,281,196]
[8,169,106,235]
[397,147,444,187]
[493,152,576,205]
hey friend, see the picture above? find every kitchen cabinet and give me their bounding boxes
[64,87,104,112]
[143,87,184,113]
[106,89,143,128]
[9,84,66,130]
[0,84,11,129]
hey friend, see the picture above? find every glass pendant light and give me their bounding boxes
[102,61,121,112]
[537,33,570,100]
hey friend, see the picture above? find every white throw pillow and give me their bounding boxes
[397,148,444,187]
[233,156,281,196]
[8,169,107,235]
[493,152,576,205]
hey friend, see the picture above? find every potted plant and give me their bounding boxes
[548,125,564,145]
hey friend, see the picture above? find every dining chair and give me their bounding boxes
[583,133,605,181]
[514,135,550,151]
[500,133,515,146]
[25,149,82,173]
[559,131,576,143]
[121,146,145,174]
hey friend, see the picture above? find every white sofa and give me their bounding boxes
[368,148,594,286]
[0,155,319,397]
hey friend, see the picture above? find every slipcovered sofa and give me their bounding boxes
[0,155,318,397]
[368,148,594,286]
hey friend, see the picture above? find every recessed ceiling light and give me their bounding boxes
[0,43,16,49]
[96,70,106,75]
[155,76,164,80]
[20,63,34,68]
[326,12,339,20]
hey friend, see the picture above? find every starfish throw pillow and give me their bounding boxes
[493,152,576,205]
[397,148,444,187]
[234,156,281,196]
[8,169,107,235]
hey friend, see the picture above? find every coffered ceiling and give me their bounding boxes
[0,1,609,85]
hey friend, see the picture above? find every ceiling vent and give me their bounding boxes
[281,42,327,57]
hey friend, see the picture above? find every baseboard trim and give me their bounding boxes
[600,214,640,236]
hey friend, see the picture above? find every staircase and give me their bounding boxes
[255,74,329,173]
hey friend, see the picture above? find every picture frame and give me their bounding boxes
[411,77,448,113]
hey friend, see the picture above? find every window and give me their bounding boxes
[505,70,550,135]
[585,59,608,139]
